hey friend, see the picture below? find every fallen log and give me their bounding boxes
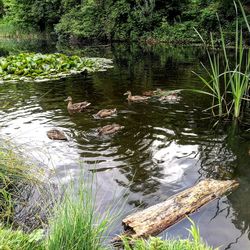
[112,179,239,244]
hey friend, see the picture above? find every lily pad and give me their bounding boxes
[0,53,113,83]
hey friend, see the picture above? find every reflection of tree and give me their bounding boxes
[0,39,56,54]
[198,139,236,180]
[224,123,250,240]
[112,122,164,198]
[197,121,250,245]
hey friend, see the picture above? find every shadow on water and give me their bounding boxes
[0,40,250,249]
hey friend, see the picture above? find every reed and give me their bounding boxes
[192,30,225,117]
[193,0,250,119]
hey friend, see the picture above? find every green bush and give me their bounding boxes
[55,3,103,41]
[153,21,200,43]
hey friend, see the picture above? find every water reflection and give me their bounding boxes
[0,41,250,249]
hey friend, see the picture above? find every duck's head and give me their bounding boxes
[123,91,131,96]
[64,96,72,102]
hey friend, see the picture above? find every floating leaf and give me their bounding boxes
[0,53,113,82]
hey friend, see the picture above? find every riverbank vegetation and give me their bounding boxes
[0,143,40,224]
[46,178,112,250]
[0,0,250,43]
[122,217,214,250]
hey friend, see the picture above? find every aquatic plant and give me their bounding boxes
[0,53,113,82]
[193,0,250,119]
[226,1,250,119]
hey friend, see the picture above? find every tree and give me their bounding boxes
[8,0,62,31]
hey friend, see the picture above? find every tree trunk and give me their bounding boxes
[112,179,239,244]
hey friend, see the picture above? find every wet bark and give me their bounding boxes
[112,179,239,245]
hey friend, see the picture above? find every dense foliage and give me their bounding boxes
[0,53,112,82]
[1,0,250,42]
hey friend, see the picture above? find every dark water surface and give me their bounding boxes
[0,40,250,249]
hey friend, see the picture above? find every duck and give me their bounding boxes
[47,129,67,141]
[159,93,181,102]
[154,88,164,95]
[65,96,91,113]
[142,88,163,97]
[142,90,155,96]
[94,108,117,118]
[123,91,150,102]
[98,123,124,135]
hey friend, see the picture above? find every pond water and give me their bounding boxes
[0,39,250,249]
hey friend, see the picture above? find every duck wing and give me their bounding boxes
[80,101,91,107]
[133,95,149,101]
[70,103,81,110]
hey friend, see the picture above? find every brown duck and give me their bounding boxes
[65,96,91,113]
[142,89,162,97]
[124,91,149,102]
[94,108,117,118]
[47,129,67,141]
[159,93,181,102]
[142,90,155,96]
[98,123,124,135]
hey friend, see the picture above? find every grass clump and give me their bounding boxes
[0,144,39,224]
[123,237,212,250]
[0,143,45,248]
[46,179,111,250]
[123,218,214,250]
[0,53,113,82]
